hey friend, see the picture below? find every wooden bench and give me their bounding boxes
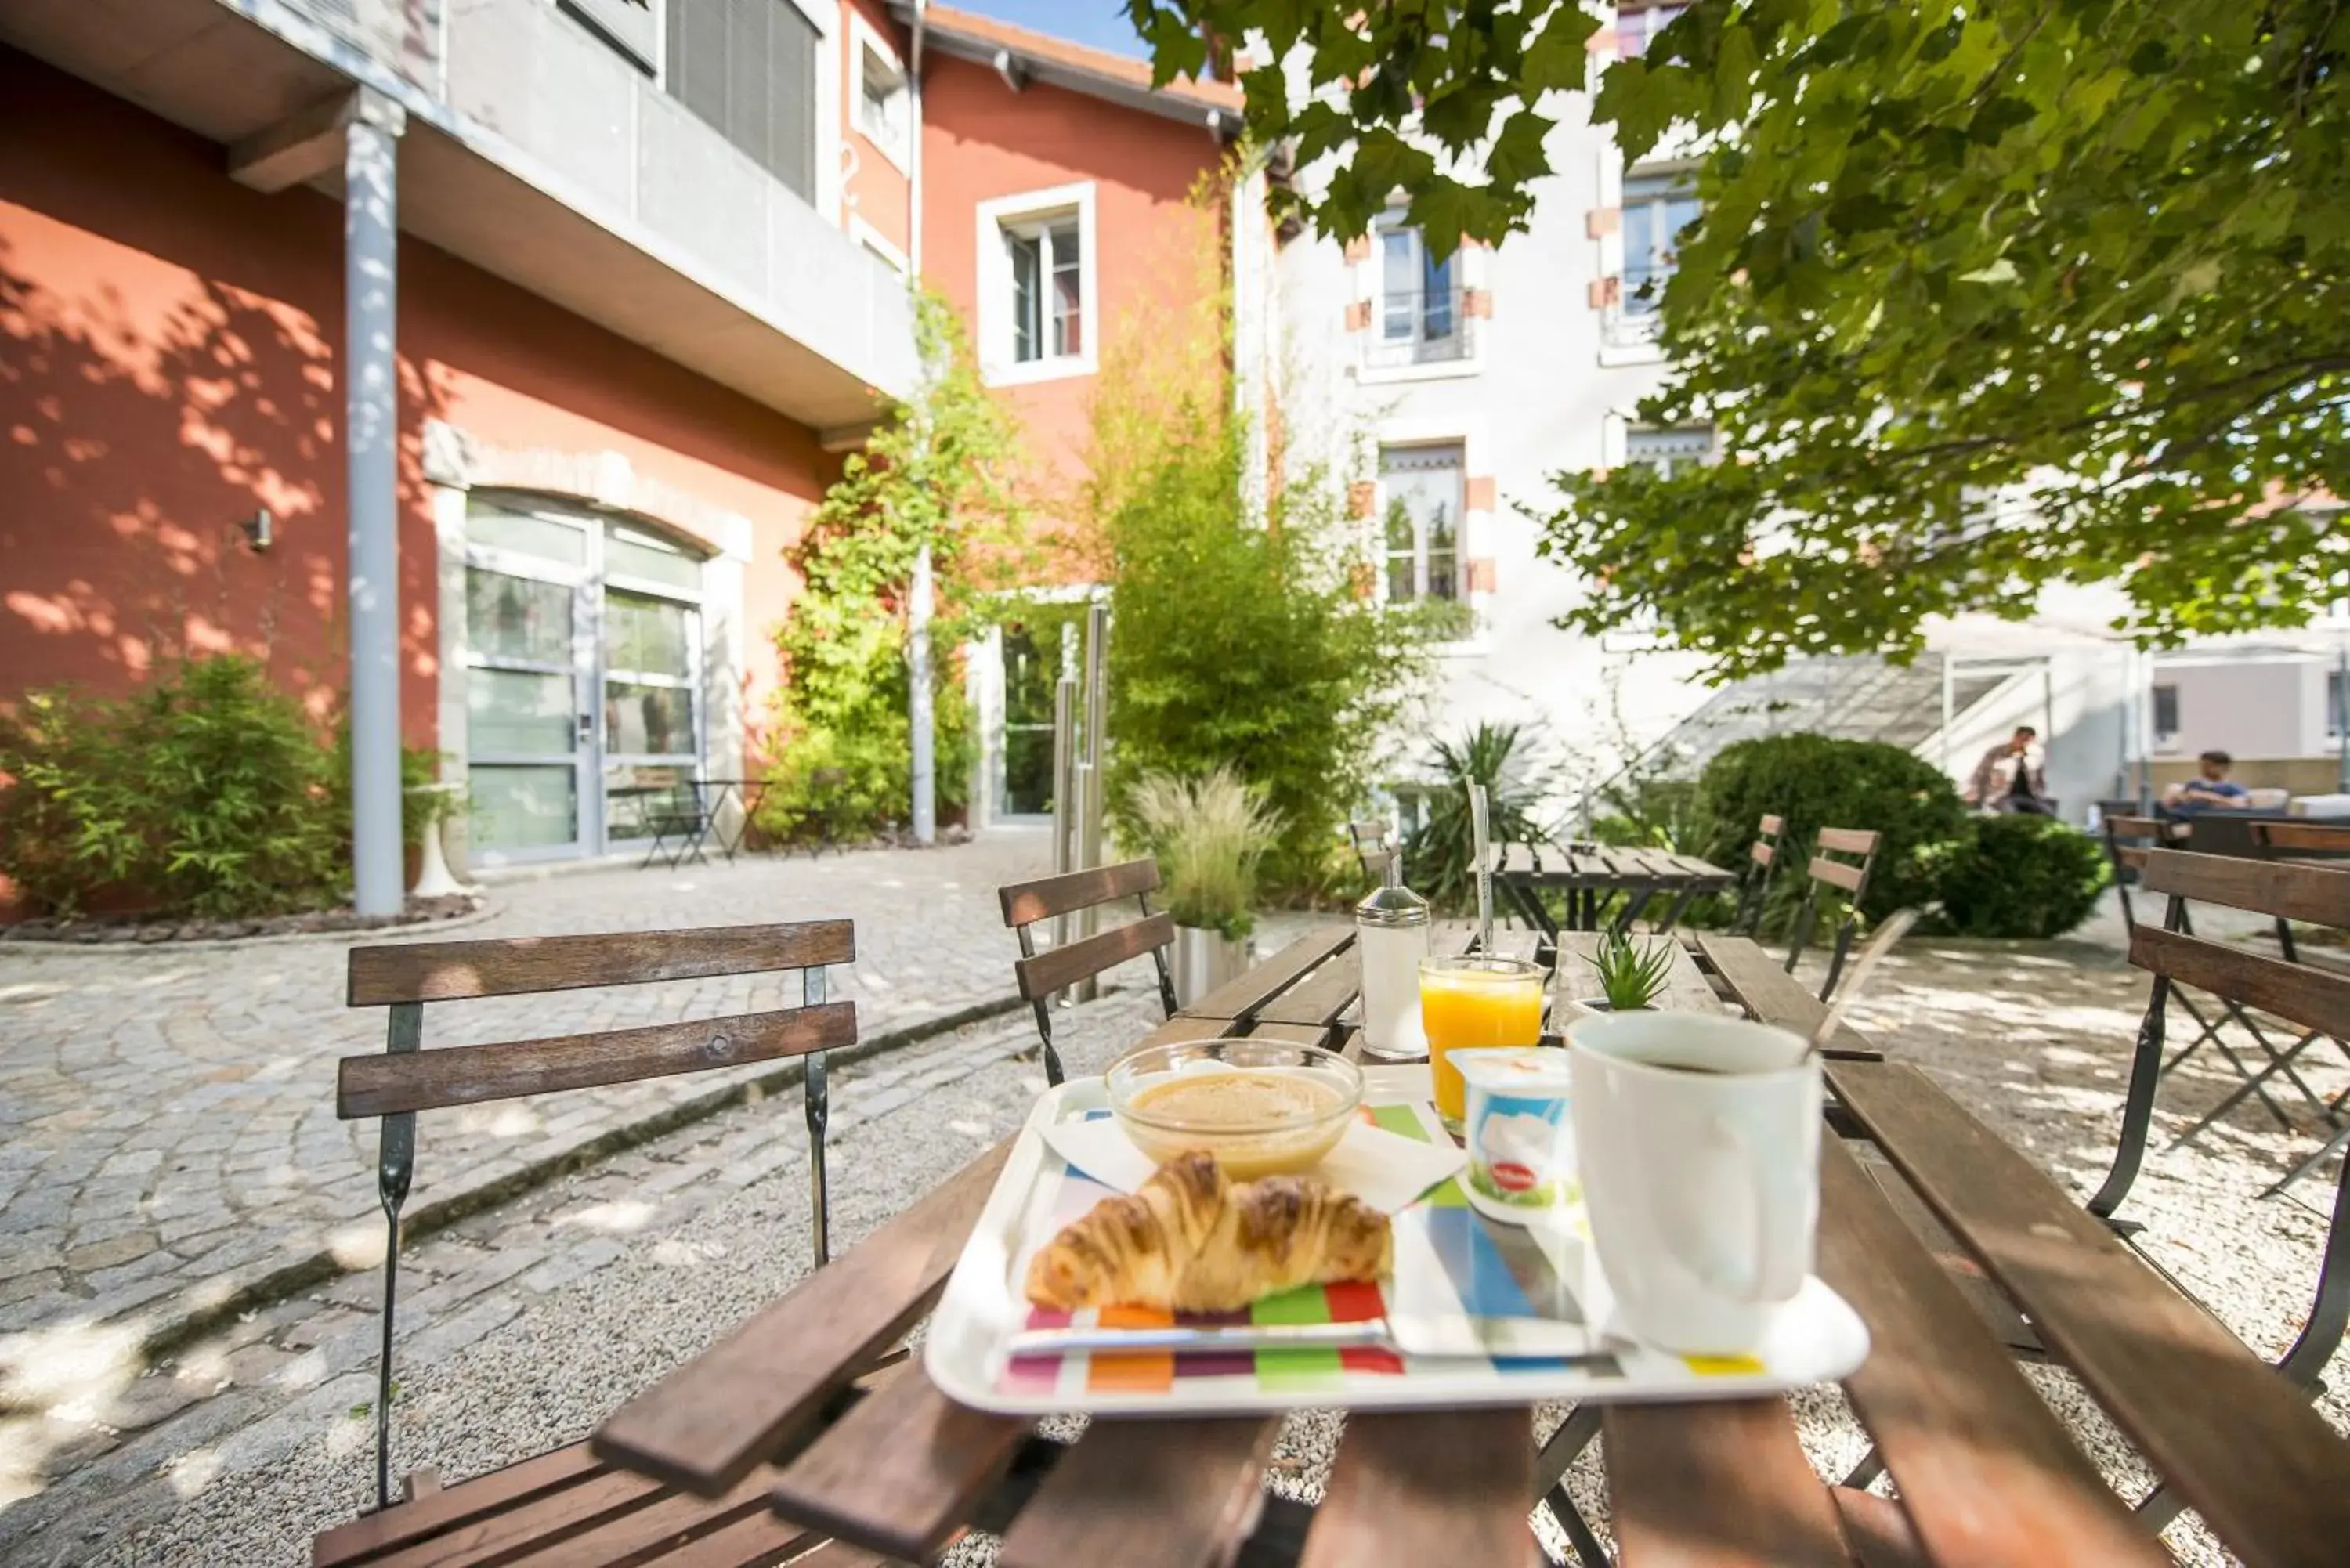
[1784,826,1880,1002]
[997,858,1177,1082]
[319,920,855,1560]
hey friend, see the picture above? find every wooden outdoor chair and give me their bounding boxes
[2085,850,2350,1498]
[324,919,856,1548]
[1730,811,1784,934]
[1782,826,1878,1002]
[1349,818,1396,882]
[998,858,1178,1084]
[2102,811,2183,931]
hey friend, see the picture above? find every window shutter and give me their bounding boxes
[1587,277,1621,309]
[1465,476,1495,511]
[1586,207,1621,238]
[1344,300,1371,331]
[1462,287,1492,319]
[667,0,817,204]
[1343,237,1370,263]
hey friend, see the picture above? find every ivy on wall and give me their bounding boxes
[757,291,1032,843]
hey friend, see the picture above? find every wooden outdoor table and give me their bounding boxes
[1497,843,1737,938]
[548,929,2350,1568]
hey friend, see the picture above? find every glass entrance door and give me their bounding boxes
[461,499,707,863]
[464,551,593,858]
[999,623,1059,818]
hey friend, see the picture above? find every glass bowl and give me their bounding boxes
[1106,1038,1364,1180]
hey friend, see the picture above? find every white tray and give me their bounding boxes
[924,1065,1870,1416]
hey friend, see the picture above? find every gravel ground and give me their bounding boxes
[63,929,2350,1567]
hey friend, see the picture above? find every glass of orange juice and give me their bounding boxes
[1419,955,1546,1133]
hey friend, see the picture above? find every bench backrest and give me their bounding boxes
[2254,820,2350,858]
[341,923,857,1117]
[1784,826,1880,1000]
[1349,818,1397,880]
[998,858,1179,1078]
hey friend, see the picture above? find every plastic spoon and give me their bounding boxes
[1470,781,1494,955]
[1806,907,1922,1060]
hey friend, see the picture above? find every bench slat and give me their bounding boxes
[349,923,854,1006]
[337,1004,857,1119]
[367,1468,668,1568]
[594,1140,1011,1494]
[1828,1057,2350,1568]
[501,1465,789,1568]
[652,1511,844,1568]
[2137,848,2350,928]
[999,858,1161,927]
[1806,854,1868,894]
[1816,827,1880,855]
[1759,814,1784,835]
[2129,925,2350,1039]
[315,1445,610,1566]
[1254,953,1363,1026]
[1816,1136,2162,1566]
[768,1368,1029,1562]
[1604,1400,1848,1567]
[1177,926,1354,1021]
[994,1417,1280,1568]
[1012,913,1176,1001]
[1296,1411,1535,1568]
[2253,821,2350,856]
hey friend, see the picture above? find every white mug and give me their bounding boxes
[1566,1012,1820,1355]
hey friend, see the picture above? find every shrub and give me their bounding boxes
[1125,766,1280,938]
[1102,400,1427,895]
[1694,734,1967,924]
[1401,723,1552,914]
[0,656,438,919]
[1920,815,2110,938]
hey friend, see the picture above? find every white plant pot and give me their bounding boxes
[1172,923,1249,1007]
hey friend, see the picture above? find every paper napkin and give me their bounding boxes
[1040,1114,1466,1214]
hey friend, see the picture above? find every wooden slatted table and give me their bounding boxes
[1498,843,1737,938]
[550,930,2350,1568]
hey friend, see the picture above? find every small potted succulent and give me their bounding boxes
[1565,929,1675,1020]
[1127,766,1282,1006]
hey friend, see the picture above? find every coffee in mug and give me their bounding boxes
[1565,1012,1820,1355]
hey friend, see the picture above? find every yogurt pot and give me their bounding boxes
[1452,1047,1578,1226]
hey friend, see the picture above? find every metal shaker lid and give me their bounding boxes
[1354,856,1430,927]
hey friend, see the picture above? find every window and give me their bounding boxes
[1622,173,1700,316]
[2153,684,2181,743]
[1617,4,1687,56]
[1368,212,1468,368]
[1006,217,1082,363]
[855,22,910,168]
[1379,445,1464,604]
[1627,426,1712,477]
[665,0,819,204]
[979,186,1096,382]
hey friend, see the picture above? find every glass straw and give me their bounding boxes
[1470,781,1493,954]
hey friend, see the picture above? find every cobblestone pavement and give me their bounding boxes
[0,829,1056,1384]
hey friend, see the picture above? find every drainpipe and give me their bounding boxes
[346,89,407,916]
[905,0,937,844]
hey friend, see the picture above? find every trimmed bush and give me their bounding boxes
[1694,735,1967,922]
[1920,814,2110,938]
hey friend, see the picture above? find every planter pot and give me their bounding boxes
[1559,997,1658,1028]
[1172,923,1249,1007]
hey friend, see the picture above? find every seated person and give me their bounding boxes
[1965,726,2055,815]
[2163,750,2251,818]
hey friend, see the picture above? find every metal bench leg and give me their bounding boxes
[804,963,832,1268]
[1013,926,1066,1085]
[1534,1404,1607,1565]
[372,1001,421,1512]
[2277,1146,2350,1389]
[1818,916,1859,1004]
[1784,886,1820,976]
[1139,893,1180,1019]
[2090,977,2169,1222]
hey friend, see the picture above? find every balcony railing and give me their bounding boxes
[1365,287,1474,369]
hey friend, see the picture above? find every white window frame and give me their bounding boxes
[850,213,909,277]
[849,9,911,173]
[1357,209,1483,385]
[1625,425,1713,478]
[976,181,1099,387]
[1615,3,1689,57]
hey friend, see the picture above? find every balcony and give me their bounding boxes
[0,0,916,428]
[1365,286,1475,372]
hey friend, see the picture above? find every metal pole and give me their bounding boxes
[345,90,407,917]
[1076,598,1109,1003]
[1050,673,1076,975]
[909,544,935,844]
[2337,643,2348,795]
[1939,654,1955,781]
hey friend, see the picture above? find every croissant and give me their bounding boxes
[1025,1151,1392,1313]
